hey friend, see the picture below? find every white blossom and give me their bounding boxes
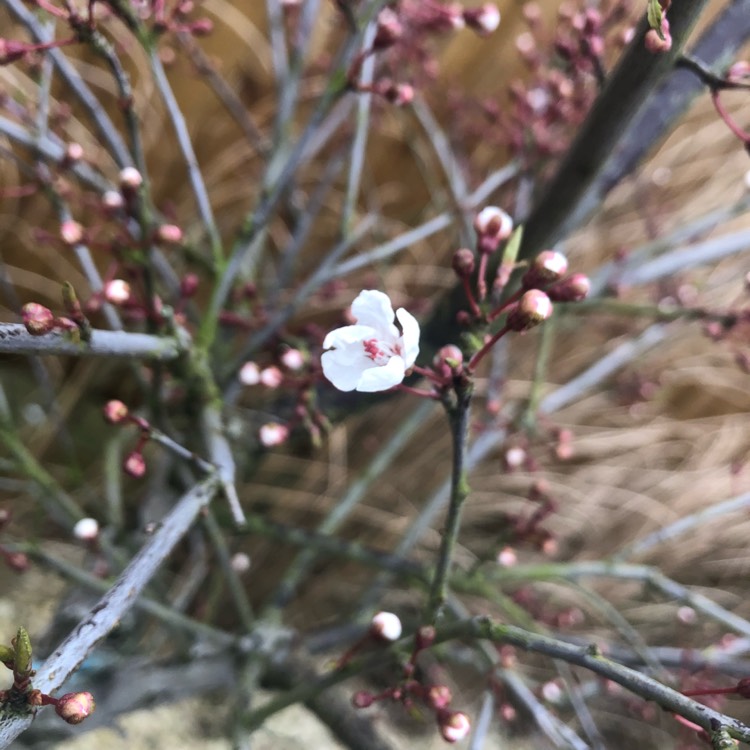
[321,290,419,392]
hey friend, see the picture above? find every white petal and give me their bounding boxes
[322,349,369,391]
[396,308,420,368]
[351,290,398,336]
[356,356,405,392]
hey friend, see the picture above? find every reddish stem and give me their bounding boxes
[467,325,510,373]
[711,90,750,144]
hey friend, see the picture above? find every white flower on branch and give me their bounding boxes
[321,290,419,392]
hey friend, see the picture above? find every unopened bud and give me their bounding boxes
[60,220,84,246]
[506,289,553,331]
[370,611,402,642]
[101,190,125,212]
[230,552,251,573]
[103,399,129,424]
[474,206,513,254]
[439,711,471,743]
[63,142,84,164]
[280,348,305,371]
[383,82,414,106]
[55,692,96,724]
[728,60,750,82]
[259,366,283,388]
[464,4,501,36]
[433,344,464,376]
[73,517,99,541]
[119,166,143,190]
[259,422,289,447]
[103,279,131,305]
[645,19,671,54]
[191,17,213,35]
[547,273,590,302]
[21,303,55,336]
[156,224,183,245]
[427,685,453,710]
[452,247,476,277]
[523,250,569,288]
[5,551,29,572]
[238,362,261,386]
[497,546,517,566]
[123,451,146,478]
[375,7,403,48]
[352,690,375,708]
[415,624,436,650]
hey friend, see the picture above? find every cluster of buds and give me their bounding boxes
[102,400,149,479]
[238,343,328,448]
[350,620,471,743]
[0,627,95,725]
[347,2,500,108]
[20,300,87,342]
[111,0,212,37]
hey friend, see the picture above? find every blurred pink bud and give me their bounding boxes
[452,247,476,277]
[645,18,671,54]
[500,703,517,721]
[260,366,284,388]
[507,290,553,331]
[119,166,143,190]
[433,344,464,376]
[123,451,146,478]
[103,399,129,424]
[259,422,289,447]
[104,279,131,305]
[541,680,563,704]
[280,348,305,371]
[73,517,99,541]
[55,692,96,724]
[21,302,55,336]
[728,60,750,82]
[64,142,84,163]
[416,624,436,650]
[464,4,501,36]
[102,190,125,212]
[352,690,375,708]
[385,82,414,106]
[5,551,29,572]
[439,711,471,743]
[474,206,513,254]
[180,273,199,298]
[547,273,590,302]
[497,546,517,566]
[375,7,403,48]
[504,446,527,469]
[60,220,84,246]
[191,17,213,35]
[156,223,183,245]
[370,611,402,642]
[677,606,697,625]
[427,685,453,710]
[238,362,261,386]
[230,552,251,573]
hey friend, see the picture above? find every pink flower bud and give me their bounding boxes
[547,273,590,302]
[506,290,553,331]
[230,552,251,573]
[645,18,671,54]
[452,247,476,277]
[259,422,289,447]
[439,711,471,743]
[119,166,143,190]
[73,517,99,541]
[427,685,453,710]
[21,302,55,336]
[370,611,402,642]
[383,82,414,106]
[64,142,84,164]
[238,362,261,386]
[728,60,750,82]
[104,279,131,305]
[101,190,125,212]
[55,692,96,724]
[464,4,501,36]
[5,552,29,572]
[103,399,129,424]
[497,546,517,566]
[474,206,513,254]
[433,344,464,377]
[191,17,213,36]
[504,446,526,469]
[156,223,183,245]
[523,250,569,288]
[541,680,563,704]
[60,220,84,246]
[123,451,146,478]
[352,690,375,708]
[415,624,436,650]
[280,348,305,371]
[260,366,283,388]
[375,8,403,48]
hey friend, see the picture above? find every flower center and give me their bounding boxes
[362,337,400,366]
